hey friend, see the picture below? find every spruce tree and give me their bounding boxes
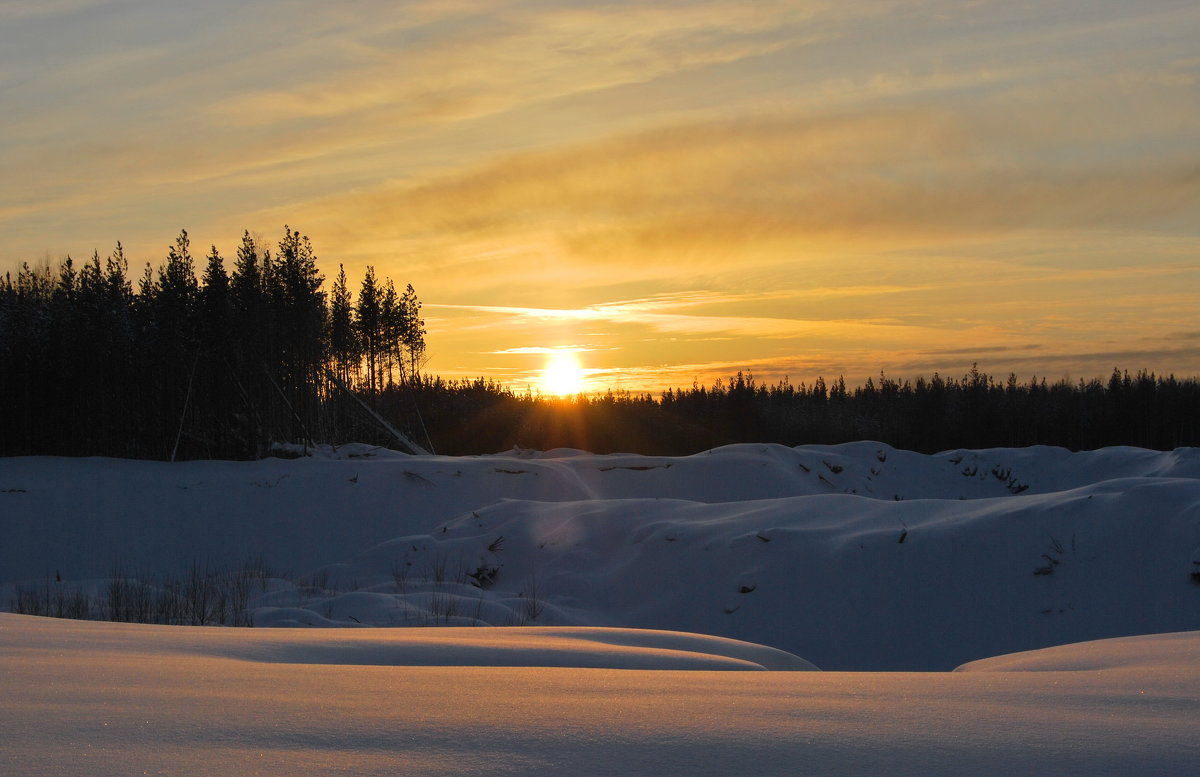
[380,279,400,387]
[356,265,381,396]
[400,282,425,381]
[272,226,326,445]
[327,264,358,386]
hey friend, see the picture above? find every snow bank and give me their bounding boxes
[3,442,1200,670]
[957,629,1200,673]
[0,613,814,670]
[3,613,1197,776]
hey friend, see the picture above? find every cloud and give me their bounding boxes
[272,65,1200,299]
[922,345,1046,357]
[489,345,602,355]
[429,290,947,346]
[889,344,1200,381]
[0,0,847,257]
[0,0,124,21]
[6,1,1198,276]
[3,0,1200,393]
[612,340,1200,392]
[214,0,826,127]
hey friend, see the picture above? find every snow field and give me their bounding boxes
[2,613,1198,776]
[4,442,1198,670]
[3,442,1200,774]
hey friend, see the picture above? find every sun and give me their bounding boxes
[541,352,586,397]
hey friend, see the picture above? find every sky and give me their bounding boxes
[2,0,1198,394]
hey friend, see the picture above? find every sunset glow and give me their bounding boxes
[540,352,586,397]
[1,2,1198,392]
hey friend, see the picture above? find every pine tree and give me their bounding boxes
[327,264,358,385]
[400,282,426,381]
[195,245,236,456]
[356,265,382,396]
[145,230,201,457]
[271,226,326,445]
[200,245,231,346]
[380,279,400,388]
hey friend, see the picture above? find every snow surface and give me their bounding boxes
[4,442,1199,670]
[3,442,1200,774]
[2,613,1198,776]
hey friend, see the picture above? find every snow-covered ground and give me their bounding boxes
[3,442,1200,773]
[4,442,1199,669]
[2,613,1198,776]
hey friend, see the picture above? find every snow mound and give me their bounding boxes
[0,613,814,670]
[217,623,820,670]
[956,630,1200,673]
[4,611,1199,776]
[4,442,1200,670]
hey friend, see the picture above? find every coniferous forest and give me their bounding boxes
[0,228,426,460]
[408,366,1200,456]
[2,228,1198,460]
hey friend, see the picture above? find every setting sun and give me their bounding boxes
[2,3,1198,394]
[541,352,586,397]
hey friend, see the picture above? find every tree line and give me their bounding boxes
[3,228,1198,458]
[405,366,1200,456]
[0,228,426,460]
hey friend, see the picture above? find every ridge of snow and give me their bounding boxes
[3,443,1199,670]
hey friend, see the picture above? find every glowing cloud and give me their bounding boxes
[2,1,1199,391]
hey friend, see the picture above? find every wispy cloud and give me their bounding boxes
[0,0,126,21]
[3,1,1199,391]
[430,290,956,349]
[489,345,605,355]
[215,1,817,126]
[274,77,1200,294]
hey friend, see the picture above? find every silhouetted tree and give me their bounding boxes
[356,265,382,396]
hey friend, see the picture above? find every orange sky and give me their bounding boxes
[2,1,1198,393]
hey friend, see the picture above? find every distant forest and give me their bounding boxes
[411,367,1200,456]
[2,230,1198,459]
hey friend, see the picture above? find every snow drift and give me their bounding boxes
[3,613,1198,776]
[3,442,1200,669]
